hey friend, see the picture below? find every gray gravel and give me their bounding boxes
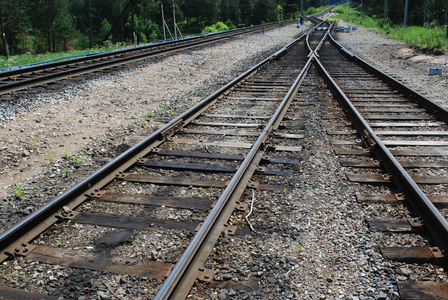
[1,20,447,299]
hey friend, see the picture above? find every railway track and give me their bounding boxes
[0,6,337,97]
[314,27,448,298]
[2,16,447,298]
[0,22,294,97]
[0,21,328,299]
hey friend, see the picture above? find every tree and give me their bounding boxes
[2,0,30,55]
[251,0,278,24]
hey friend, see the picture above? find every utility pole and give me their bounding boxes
[403,0,409,26]
[300,0,303,17]
[0,0,9,59]
[88,0,93,48]
[172,0,177,39]
[383,0,388,25]
[161,2,166,40]
[131,0,136,45]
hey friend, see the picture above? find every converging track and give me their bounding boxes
[0,22,325,299]
[315,27,448,299]
[0,22,292,96]
[2,16,448,299]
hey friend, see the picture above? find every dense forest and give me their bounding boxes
[353,0,447,28]
[1,0,446,57]
[0,0,337,56]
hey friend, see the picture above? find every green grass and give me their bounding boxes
[389,26,446,50]
[0,42,130,69]
[306,5,332,16]
[327,3,447,50]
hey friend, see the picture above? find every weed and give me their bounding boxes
[30,140,36,148]
[14,185,25,199]
[135,236,140,243]
[63,167,71,177]
[118,130,123,135]
[56,240,65,247]
[73,156,82,165]
[22,274,28,279]
[296,238,303,249]
[160,105,166,114]
[283,187,288,193]
[46,151,54,162]
[63,150,69,158]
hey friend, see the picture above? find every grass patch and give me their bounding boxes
[0,42,130,70]
[389,26,446,50]
[306,5,332,16]
[327,3,447,50]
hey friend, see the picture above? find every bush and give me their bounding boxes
[202,22,230,33]
[225,19,237,30]
[306,7,317,15]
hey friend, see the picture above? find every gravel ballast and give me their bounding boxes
[1,20,447,299]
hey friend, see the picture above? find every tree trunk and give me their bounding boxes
[0,0,9,59]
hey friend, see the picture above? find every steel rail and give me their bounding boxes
[0,29,312,263]
[314,35,448,252]
[327,33,448,123]
[154,33,319,300]
[0,22,293,95]
[0,22,285,78]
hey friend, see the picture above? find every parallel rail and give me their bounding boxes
[314,24,448,298]
[0,22,293,96]
[0,23,326,299]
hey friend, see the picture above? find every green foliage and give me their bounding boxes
[0,43,127,69]
[329,3,447,50]
[306,7,318,15]
[202,22,230,33]
[0,0,332,63]
[63,167,71,177]
[225,19,237,30]
[160,104,167,114]
[46,151,54,162]
[14,185,25,199]
[73,156,82,166]
[389,26,446,49]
